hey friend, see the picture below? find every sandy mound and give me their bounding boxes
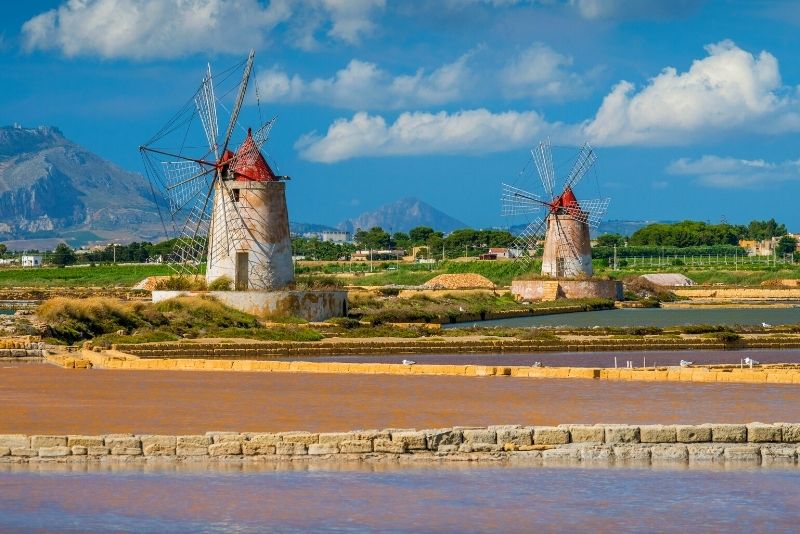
[639,273,695,287]
[422,273,495,290]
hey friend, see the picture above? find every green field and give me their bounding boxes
[0,264,173,287]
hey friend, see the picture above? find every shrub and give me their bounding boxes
[208,275,233,291]
[37,295,261,344]
[711,331,742,344]
[326,317,362,329]
[153,276,207,291]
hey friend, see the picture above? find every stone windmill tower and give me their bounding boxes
[140,50,294,290]
[502,139,609,278]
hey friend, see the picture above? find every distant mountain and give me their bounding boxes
[0,125,165,247]
[338,197,467,234]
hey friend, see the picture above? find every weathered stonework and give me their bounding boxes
[1,423,798,467]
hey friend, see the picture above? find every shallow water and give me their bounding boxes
[2,364,799,433]
[455,306,800,328]
[0,465,798,532]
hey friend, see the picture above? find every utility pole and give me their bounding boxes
[613,244,617,270]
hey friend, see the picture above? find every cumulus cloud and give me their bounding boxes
[295,109,566,162]
[21,0,384,59]
[583,40,797,146]
[667,155,800,187]
[258,52,473,109]
[500,43,587,100]
[259,43,588,109]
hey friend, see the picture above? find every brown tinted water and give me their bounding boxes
[0,465,798,532]
[1,364,798,434]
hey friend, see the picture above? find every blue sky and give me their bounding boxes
[3,0,800,231]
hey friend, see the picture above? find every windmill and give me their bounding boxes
[140,50,294,291]
[501,139,610,278]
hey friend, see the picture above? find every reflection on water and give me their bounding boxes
[0,465,798,532]
[456,307,800,329]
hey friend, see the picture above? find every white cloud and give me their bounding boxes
[259,43,589,109]
[570,0,702,20]
[258,52,473,109]
[500,43,587,99]
[667,155,800,188]
[583,40,797,146]
[321,0,385,44]
[296,109,565,162]
[21,0,384,59]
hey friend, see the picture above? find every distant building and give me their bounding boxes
[739,236,800,256]
[21,255,43,267]
[486,247,522,259]
[321,231,351,243]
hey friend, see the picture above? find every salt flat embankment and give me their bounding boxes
[2,423,799,467]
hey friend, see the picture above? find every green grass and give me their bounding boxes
[601,266,800,286]
[348,260,537,287]
[213,327,323,342]
[0,264,172,287]
[348,291,614,324]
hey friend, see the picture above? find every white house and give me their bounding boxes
[21,255,43,267]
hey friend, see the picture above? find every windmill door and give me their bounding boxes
[236,252,249,290]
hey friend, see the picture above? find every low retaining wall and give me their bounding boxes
[673,288,800,300]
[73,350,800,384]
[0,338,45,359]
[111,336,800,359]
[152,290,348,322]
[2,423,799,466]
[511,279,623,301]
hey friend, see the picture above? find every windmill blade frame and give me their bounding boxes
[219,49,255,157]
[501,183,544,216]
[565,197,610,227]
[532,139,555,200]
[195,63,219,160]
[561,143,597,192]
[511,216,547,266]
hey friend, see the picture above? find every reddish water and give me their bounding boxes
[1,364,798,434]
[0,465,798,532]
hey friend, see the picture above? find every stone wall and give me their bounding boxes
[107,335,800,361]
[152,289,348,322]
[0,338,45,359]
[2,423,798,466]
[75,350,800,384]
[511,279,623,301]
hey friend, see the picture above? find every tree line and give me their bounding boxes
[597,219,794,250]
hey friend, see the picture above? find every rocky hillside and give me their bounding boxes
[338,197,467,234]
[0,125,165,246]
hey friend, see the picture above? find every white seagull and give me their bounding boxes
[744,357,760,366]
[761,322,772,328]
[679,360,693,367]
[532,361,542,368]
[402,359,416,366]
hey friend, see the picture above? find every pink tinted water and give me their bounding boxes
[0,465,798,532]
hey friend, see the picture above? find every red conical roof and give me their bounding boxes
[551,186,582,216]
[231,128,278,182]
